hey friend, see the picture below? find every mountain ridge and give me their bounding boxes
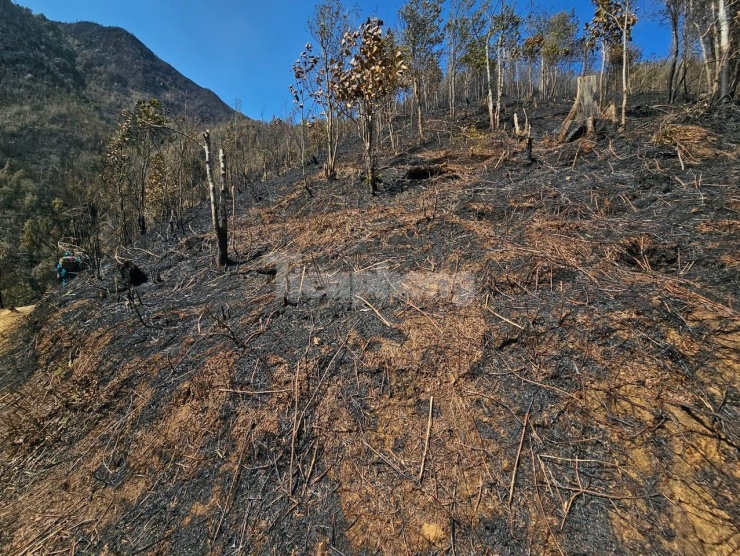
[60,20,236,124]
[0,0,238,172]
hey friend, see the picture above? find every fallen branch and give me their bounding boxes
[289,361,301,496]
[212,420,253,542]
[406,299,444,334]
[218,388,291,395]
[361,439,412,480]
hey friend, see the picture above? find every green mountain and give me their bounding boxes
[0,0,235,173]
[0,0,239,305]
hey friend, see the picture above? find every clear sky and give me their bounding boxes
[14,0,668,121]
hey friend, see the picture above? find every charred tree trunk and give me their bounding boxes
[413,78,424,143]
[203,130,229,266]
[218,148,229,263]
[667,4,680,103]
[360,108,378,195]
[325,103,338,180]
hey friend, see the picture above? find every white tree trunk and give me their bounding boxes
[716,0,731,100]
[621,5,629,127]
[203,130,228,266]
[693,13,715,96]
[599,41,606,108]
[496,41,504,130]
[485,28,495,130]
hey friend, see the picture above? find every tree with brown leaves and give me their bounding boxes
[330,18,406,194]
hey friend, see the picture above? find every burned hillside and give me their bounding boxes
[1,99,739,555]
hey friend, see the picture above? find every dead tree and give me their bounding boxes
[203,130,229,266]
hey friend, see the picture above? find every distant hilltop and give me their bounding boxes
[0,0,239,175]
[0,0,238,125]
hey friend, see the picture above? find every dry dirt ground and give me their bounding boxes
[1,99,739,555]
[0,306,34,361]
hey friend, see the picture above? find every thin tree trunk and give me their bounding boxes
[496,41,504,129]
[667,6,680,103]
[218,149,227,236]
[413,78,424,143]
[540,52,546,99]
[324,52,338,180]
[528,62,534,97]
[449,38,457,121]
[679,15,690,96]
[486,28,495,130]
[599,42,606,109]
[695,22,715,95]
[361,109,377,195]
[716,0,731,101]
[326,105,337,179]
[621,6,629,128]
[203,130,229,266]
[387,100,398,154]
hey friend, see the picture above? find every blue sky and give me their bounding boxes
[15,0,669,121]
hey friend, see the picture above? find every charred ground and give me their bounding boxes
[1,98,739,555]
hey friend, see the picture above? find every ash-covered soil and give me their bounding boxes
[1,98,739,555]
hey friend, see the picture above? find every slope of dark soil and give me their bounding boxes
[1,100,739,555]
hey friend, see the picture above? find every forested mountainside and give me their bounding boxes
[0,0,238,304]
[0,0,235,155]
[0,0,234,173]
[59,21,235,125]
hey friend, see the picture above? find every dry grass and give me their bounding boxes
[652,122,729,161]
[0,306,34,352]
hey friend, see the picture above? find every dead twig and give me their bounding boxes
[529,443,566,556]
[289,361,301,496]
[508,401,532,507]
[418,395,434,483]
[486,307,525,330]
[354,295,394,327]
[395,293,444,335]
[218,388,291,395]
[212,420,254,542]
[512,369,579,400]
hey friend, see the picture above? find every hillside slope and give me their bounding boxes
[1,101,739,555]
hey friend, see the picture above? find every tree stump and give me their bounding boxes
[559,75,599,142]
